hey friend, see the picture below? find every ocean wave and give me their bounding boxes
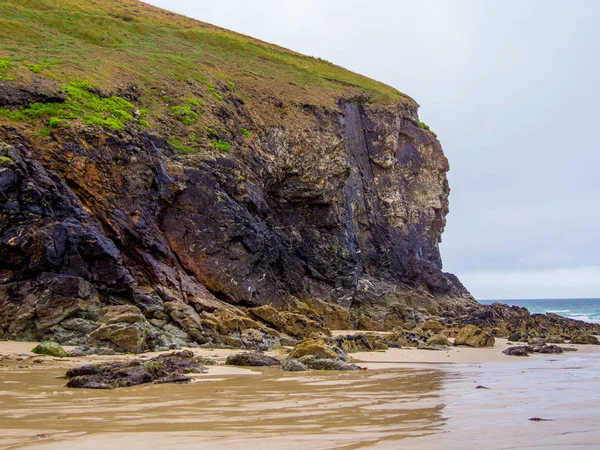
[545,309,571,313]
[565,314,600,324]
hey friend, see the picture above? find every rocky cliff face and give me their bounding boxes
[0,0,478,351]
[0,93,475,350]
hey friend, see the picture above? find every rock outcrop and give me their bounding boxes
[1,0,597,353]
[65,350,206,389]
[454,325,495,348]
[0,83,475,350]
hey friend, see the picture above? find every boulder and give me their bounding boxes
[534,344,564,354]
[508,332,521,342]
[289,339,338,360]
[422,320,444,333]
[225,352,281,367]
[87,323,145,354]
[31,341,69,357]
[282,358,308,372]
[426,334,451,347]
[86,305,154,353]
[454,325,495,348]
[503,345,534,356]
[304,358,358,371]
[333,334,377,353]
[164,302,205,342]
[571,334,600,345]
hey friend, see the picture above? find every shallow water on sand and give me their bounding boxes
[1,350,599,449]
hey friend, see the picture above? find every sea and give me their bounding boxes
[479,298,600,324]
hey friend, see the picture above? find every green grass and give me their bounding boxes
[418,121,437,138]
[0,0,416,151]
[48,116,62,128]
[167,137,197,153]
[211,139,230,152]
[0,57,14,80]
[207,84,223,101]
[239,127,250,138]
[0,80,136,131]
[171,104,199,125]
[0,0,411,104]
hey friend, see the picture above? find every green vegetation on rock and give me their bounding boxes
[171,104,200,125]
[167,137,197,154]
[0,0,415,156]
[0,57,14,80]
[211,139,231,152]
[0,80,136,131]
[32,341,69,357]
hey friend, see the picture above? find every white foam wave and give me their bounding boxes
[546,309,570,313]
[565,314,600,324]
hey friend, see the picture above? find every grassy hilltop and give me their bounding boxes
[0,0,414,151]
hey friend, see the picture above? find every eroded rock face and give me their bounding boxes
[0,94,476,350]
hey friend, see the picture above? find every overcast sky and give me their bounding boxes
[145,0,600,300]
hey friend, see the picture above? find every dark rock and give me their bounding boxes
[282,358,308,372]
[503,346,534,356]
[457,304,600,342]
[69,345,116,357]
[508,332,521,342]
[533,345,564,354]
[0,78,66,106]
[304,358,358,371]
[333,334,374,353]
[225,352,280,367]
[65,350,205,389]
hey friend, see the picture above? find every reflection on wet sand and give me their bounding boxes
[0,366,446,449]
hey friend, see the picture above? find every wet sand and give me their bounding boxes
[1,339,599,449]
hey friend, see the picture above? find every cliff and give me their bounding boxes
[0,0,477,351]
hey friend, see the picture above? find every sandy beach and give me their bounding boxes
[1,337,599,449]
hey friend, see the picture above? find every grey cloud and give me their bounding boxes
[144,0,600,299]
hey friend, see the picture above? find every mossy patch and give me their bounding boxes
[0,80,136,131]
[211,139,230,152]
[0,57,14,81]
[0,156,15,168]
[171,104,199,125]
[32,341,69,357]
[168,137,197,154]
[207,84,223,101]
